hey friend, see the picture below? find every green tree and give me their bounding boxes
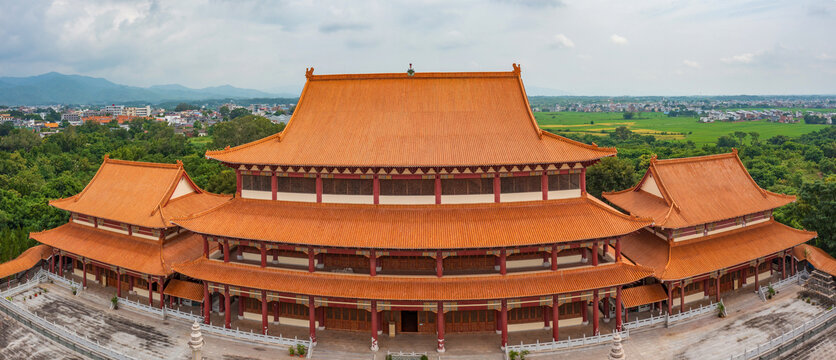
[585,157,637,198]
[716,135,738,148]
[797,178,836,254]
[610,126,633,140]
[219,105,230,119]
[175,103,197,112]
[210,115,284,149]
[622,111,634,120]
[229,107,251,119]
[733,131,747,144]
[748,131,760,145]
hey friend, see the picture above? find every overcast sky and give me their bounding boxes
[1,0,835,96]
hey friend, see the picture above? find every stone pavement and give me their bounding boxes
[536,284,824,360]
[0,313,82,360]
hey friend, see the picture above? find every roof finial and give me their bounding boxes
[407,63,415,77]
[512,63,521,75]
[732,148,738,155]
[103,154,110,161]
[305,67,315,79]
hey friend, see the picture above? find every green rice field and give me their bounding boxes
[534,112,830,144]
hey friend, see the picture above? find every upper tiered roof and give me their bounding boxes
[603,151,795,229]
[50,156,230,228]
[171,195,652,250]
[205,65,616,168]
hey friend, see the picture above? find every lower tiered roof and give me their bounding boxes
[173,258,653,301]
[794,244,836,277]
[172,195,652,250]
[620,220,815,281]
[30,223,212,276]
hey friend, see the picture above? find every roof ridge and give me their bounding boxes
[170,195,237,222]
[205,132,283,157]
[652,151,736,166]
[512,64,545,139]
[307,71,519,81]
[105,157,182,169]
[584,194,655,224]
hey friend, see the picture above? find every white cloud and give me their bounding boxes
[721,53,755,64]
[610,34,628,45]
[550,33,575,48]
[683,60,700,68]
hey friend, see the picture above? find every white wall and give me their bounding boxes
[547,189,582,200]
[441,194,494,204]
[501,192,541,203]
[378,195,436,205]
[321,194,374,204]
[641,174,663,198]
[241,189,272,200]
[170,177,196,199]
[275,192,316,202]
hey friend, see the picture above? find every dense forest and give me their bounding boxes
[0,116,833,263]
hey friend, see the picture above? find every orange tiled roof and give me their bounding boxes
[603,152,795,228]
[205,66,616,168]
[82,116,114,123]
[621,221,816,281]
[0,245,52,279]
[50,156,230,228]
[174,258,653,301]
[164,279,204,302]
[621,284,667,308]
[172,195,652,250]
[794,244,836,277]
[31,223,211,276]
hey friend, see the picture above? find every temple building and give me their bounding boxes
[603,152,817,314]
[0,65,826,353]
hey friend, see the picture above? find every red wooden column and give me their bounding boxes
[261,290,268,335]
[58,253,63,276]
[580,167,587,194]
[704,279,710,296]
[615,286,623,331]
[435,175,441,204]
[499,249,507,275]
[436,251,443,278]
[316,175,323,203]
[437,301,445,352]
[148,277,154,306]
[308,295,317,344]
[581,300,588,324]
[552,295,560,341]
[223,239,230,263]
[542,305,550,328]
[592,290,600,335]
[235,170,242,197]
[203,282,210,324]
[603,294,610,322]
[715,277,720,302]
[666,282,673,314]
[224,285,231,329]
[591,241,599,266]
[370,249,377,276]
[792,256,797,276]
[260,243,267,268]
[754,261,760,289]
[500,299,508,349]
[49,252,55,273]
[158,278,165,309]
[373,175,380,205]
[274,300,280,323]
[541,172,548,200]
[271,172,278,201]
[782,254,787,279]
[202,235,209,258]
[81,260,87,288]
[679,280,685,311]
[308,247,315,273]
[370,300,379,351]
[116,269,122,297]
[493,173,501,203]
[237,294,245,319]
[615,237,622,262]
[551,245,558,271]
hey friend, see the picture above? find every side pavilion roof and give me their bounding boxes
[205,65,616,168]
[620,220,816,281]
[603,151,794,229]
[50,156,230,229]
[172,195,652,250]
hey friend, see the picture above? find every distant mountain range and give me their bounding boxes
[0,72,287,105]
